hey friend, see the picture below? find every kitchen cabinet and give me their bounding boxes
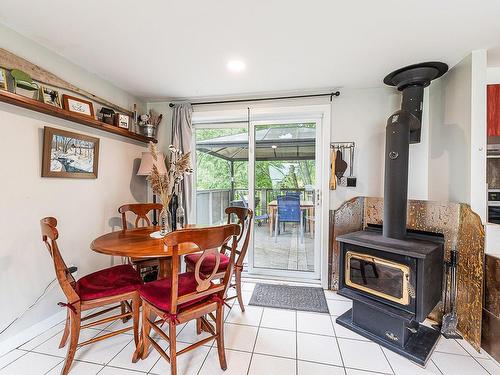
[488,84,500,137]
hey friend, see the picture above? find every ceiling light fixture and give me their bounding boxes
[227,59,246,73]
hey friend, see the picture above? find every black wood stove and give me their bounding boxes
[336,62,448,366]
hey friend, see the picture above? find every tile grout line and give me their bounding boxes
[246,305,265,375]
[329,314,348,375]
[455,339,496,375]
[379,347,396,375]
[430,358,444,375]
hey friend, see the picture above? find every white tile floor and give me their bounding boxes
[1,279,499,375]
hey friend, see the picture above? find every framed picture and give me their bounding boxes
[39,86,62,108]
[42,126,99,179]
[0,68,7,90]
[62,94,95,118]
[115,113,130,129]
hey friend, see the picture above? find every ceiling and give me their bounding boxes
[1,0,500,100]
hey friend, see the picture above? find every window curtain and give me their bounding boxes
[171,103,194,223]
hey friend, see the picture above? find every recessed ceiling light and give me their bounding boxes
[227,59,246,73]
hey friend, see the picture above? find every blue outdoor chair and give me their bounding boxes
[274,195,304,243]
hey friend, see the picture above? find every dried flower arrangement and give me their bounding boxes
[147,141,193,211]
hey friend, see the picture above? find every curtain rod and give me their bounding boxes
[169,91,340,107]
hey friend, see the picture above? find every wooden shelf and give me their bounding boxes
[0,89,157,144]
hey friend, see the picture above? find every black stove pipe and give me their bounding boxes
[382,62,448,239]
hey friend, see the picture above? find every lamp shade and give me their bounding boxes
[137,152,168,176]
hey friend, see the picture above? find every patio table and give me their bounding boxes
[267,200,315,236]
[90,225,197,279]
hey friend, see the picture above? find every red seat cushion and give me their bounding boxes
[138,272,208,312]
[76,264,142,301]
[184,253,230,274]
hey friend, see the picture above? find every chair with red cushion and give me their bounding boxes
[40,217,142,375]
[132,224,240,375]
[185,207,253,311]
[118,203,163,279]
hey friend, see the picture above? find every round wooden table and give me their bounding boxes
[90,226,197,279]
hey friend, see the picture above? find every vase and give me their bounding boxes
[159,207,172,236]
[176,192,186,229]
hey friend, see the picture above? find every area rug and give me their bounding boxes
[248,283,330,313]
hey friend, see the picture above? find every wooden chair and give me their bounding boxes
[40,217,142,375]
[119,203,163,279]
[132,224,240,375]
[185,207,253,311]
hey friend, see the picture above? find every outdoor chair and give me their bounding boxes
[274,195,304,243]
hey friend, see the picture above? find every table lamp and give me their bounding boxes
[137,151,168,225]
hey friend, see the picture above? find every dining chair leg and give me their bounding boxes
[196,317,202,335]
[215,303,227,370]
[120,301,128,323]
[132,294,140,346]
[61,308,81,375]
[59,309,70,348]
[235,268,245,312]
[141,304,153,360]
[169,322,177,375]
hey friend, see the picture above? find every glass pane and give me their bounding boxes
[253,123,316,273]
[195,126,248,226]
[348,256,404,299]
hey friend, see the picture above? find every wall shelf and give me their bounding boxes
[0,89,157,144]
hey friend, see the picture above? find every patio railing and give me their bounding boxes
[196,188,314,225]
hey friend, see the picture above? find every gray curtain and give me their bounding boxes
[171,103,193,222]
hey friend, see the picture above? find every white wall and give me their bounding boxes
[330,87,400,209]
[428,51,487,223]
[0,24,147,348]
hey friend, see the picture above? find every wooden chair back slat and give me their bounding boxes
[225,207,253,267]
[118,203,163,229]
[164,224,240,314]
[40,217,79,303]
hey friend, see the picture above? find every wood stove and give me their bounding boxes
[336,227,444,364]
[335,62,448,365]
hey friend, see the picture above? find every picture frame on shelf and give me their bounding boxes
[62,94,95,118]
[0,68,7,90]
[39,86,62,108]
[42,126,100,179]
[115,113,130,129]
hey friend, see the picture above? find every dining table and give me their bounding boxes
[90,225,197,279]
[267,200,315,236]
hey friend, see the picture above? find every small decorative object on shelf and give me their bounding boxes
[39,85,62,108]
[62,94,95,118]
[0,68,7,90]
[99,107,115,125]
[147,142,192,237]
[115,113,130,129]
[139,109,163,138]
[132,103,138,133]
[10,69,39,97]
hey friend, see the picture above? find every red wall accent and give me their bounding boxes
[488,84,500,137]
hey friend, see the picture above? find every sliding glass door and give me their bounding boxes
[193,112,323,281]
[247,120,321,279]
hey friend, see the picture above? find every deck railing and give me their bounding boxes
[196,188,314,225]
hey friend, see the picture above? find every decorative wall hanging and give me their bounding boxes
[330,142,356,189]
[42,126,99,179]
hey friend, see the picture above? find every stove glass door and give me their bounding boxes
[345,250,411,305]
